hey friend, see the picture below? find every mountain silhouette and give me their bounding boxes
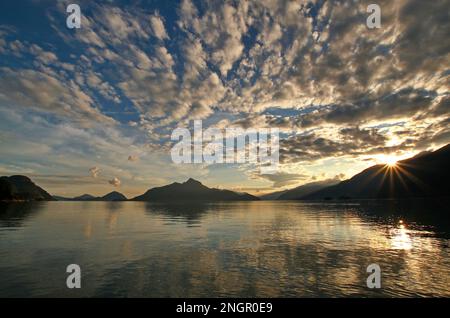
[259,189,288,200]
[301,144,450,200]
[73,194,96,201]
[0,175,54,201]
[54,192,127,201]
[100,191,127,201]
[3,144,449,202]
[132,178,259,201]
[275,179,341,200]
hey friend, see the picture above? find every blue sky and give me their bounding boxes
[0,0,448,197]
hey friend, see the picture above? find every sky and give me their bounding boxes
[0,0,449,198]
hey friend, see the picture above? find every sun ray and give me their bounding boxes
[394,163,428,190]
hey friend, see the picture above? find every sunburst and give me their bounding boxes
[374,154,399,167]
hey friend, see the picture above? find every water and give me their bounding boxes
[0,200,449,297]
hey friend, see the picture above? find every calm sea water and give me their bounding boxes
[0,200,449,297]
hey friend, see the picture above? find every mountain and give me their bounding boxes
[0,175,54,201]
[302,144,450,200]
[73,194,97,201]
[132,178,259,201]
[54,192,127,201]
[53,195,69,201]
[53,194,96,201]
[276,179,341,200]
[259,189,288,200]
[100,191,127,201]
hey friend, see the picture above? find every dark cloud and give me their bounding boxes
[294,88,438,128]
[280,125,390,164]
[340,126,387,145]
[427,96,450,117]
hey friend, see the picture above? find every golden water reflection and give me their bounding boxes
[0,200,449,297]
[390,223,413,250]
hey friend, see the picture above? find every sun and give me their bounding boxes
[374,154,399,167]
[384,156,398,167]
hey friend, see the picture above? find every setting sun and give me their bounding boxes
[384,156,398,167]
[373,154,399,167]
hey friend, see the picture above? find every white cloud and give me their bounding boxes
[0,67,114,125]
[109,177,121,187]
[150,14,169,40]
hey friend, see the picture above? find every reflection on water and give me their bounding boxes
[0,200,449,297]
[144,202,211,227]
[390,223,413,250]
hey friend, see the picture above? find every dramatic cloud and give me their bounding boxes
[280,127,389,164]
[0,68,115,125]
[0,0,448,193]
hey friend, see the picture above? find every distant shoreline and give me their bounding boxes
[3,196,450,203]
